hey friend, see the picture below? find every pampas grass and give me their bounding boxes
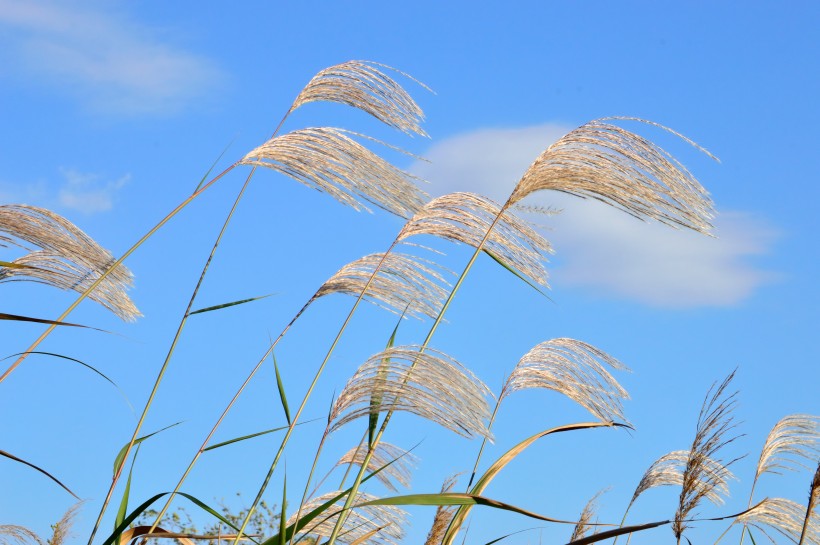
[4,60,818,545]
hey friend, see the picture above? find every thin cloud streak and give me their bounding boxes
[410,123,778,308]
[0,0,222,115]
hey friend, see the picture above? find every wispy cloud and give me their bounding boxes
[57,167,129,214]
[1,167,129,214]
[411,123,778,308]
[0,0,222,115]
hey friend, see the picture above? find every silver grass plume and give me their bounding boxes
[330,346,493,439]
[738,498,819,545]
[508,118,715,234]
[0,205,139,321]
[501,338,630,423]
[0,525,44,545]
[755,415,820,482]
[289,490,406,545]
[424,475,460,545]
[570,490,606,543]
[240,127,427,218]
[397,192,553,287]
[335,442,417,492]
[314,252,450,319]
[630,450,733,508]
[290,60,429,137]
[673,371,741,542]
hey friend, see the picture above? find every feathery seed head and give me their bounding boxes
[673,371,741,540]
[502,338,630,423]
[631,450,733,507]
[335,443,417,492]
[316,252,450,319]
[289,491,406,545]
[330,346,493,439]
[291,60,429,136]
[0,205,139,321]
[398,192,553,287]
[240,127,428,219]
[755,414,820,481]
[424,475,460,545]
[509,119,715,234]
[738,498,819,545]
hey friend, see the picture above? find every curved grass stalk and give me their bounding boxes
[88,167,255,545]
[0,163,237,386]
[324,206,508,545]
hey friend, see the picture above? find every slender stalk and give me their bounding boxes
[465,393,503,491]
[324,203,511,545]
[0,163,237,386]
[87,167,251,544]
[229,248,398,545]
[289,426,332,545]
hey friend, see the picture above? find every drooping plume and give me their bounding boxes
[330,346,493,439]
[398,192,553,287]
[290,60,429,136]
[0,205,139,321]
[335,442,417,492]
[502,338,630,423]
[314,252,450,319]
[738,498,819,545]
[288,490,406,545]
[509,118,715,234]
[629,450,733,508]
[240,128,427,218]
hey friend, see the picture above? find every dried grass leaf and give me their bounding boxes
[290,490,406,545]
[397,192,553,287]
[738,498,819,545]
[240,127,427,218]
[335,442,417,492]
[673,371,741,540]
[315,252,450,320]
[291,60,428,136]
[502,338,630,423]
[0,205,139,321]
[509,119,714,234]
[755,414,820,481]
[330,346,492,439]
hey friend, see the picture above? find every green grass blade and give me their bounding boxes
[484,249,551,300]
[0,448,79,499]
[260,456,393,545]
[189,294,275,316]
[101,493,166,545]
[203,419,320,452]
[444,422,622,545]
[114,445,139,544]
[272,352,291,425]
[193,139,235,193]
[113,422,181,475]
[279,474,287,545]
[746,528,758,545]
[360,492,579,524]
[369,309,405,447]
[5,351,134,413]
[0,312,100,329]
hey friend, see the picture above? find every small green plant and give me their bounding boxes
[2,61,818,545]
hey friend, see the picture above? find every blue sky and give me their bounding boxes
[1,2,818,544]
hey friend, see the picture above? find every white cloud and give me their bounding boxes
[0,0,222,115]
[410,123,778,308]
[0,168,129,214]
[57,167,129,214]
